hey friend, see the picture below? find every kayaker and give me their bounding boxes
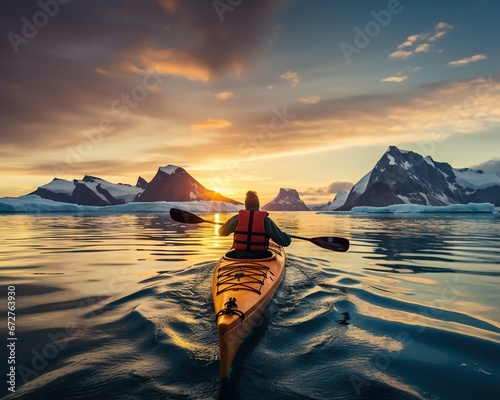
[218,191,291,258]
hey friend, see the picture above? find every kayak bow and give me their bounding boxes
[212,241,286,379]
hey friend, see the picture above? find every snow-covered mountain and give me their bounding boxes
[309,191,349,211]
[262,188,310,211]
[336,146,500,210]
[30,175,143,206]
[316,191,349,211]
[29,165,240,206]
[135,165,240,204]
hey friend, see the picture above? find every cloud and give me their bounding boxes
[326,181,354,194]
[0,2,498,195]
[383,66,420,83]
[448,54,488,67]
[390,22,453,59]
[280,70,300,86]
[148,0,285,78]
[260,76,500,156]
[142,75,500,167]
[389,50,413,59]
[0,0,285,149]
[299,96,320,104]
[302,181,354,197]
[190,118,232,131]
[116,0,286,82]
[430,21,453,39]
[415,43,432,53]
[429,30,447,41]
[124,48,212,82]
[471,158,500,174]
[404,33,430,46]
[381,76,408,83]
[435,22,452,30]
[216,92,234,100]
[3,73,500,195]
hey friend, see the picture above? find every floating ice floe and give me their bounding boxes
[0,195,242,214]
[340,203,495,214]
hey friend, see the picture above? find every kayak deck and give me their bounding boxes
[216,258,271,295]
[212,241,286,378]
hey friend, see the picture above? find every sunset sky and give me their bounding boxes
[1,0,499,204]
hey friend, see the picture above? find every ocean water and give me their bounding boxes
[1,211,499,400]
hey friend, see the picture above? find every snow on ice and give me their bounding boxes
[0,195,242,214]
[348,203,494,214]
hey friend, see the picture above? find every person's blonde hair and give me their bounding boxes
[245,191,260,209]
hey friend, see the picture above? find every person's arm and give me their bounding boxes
[265,217,291,247]
[218,215,239,236]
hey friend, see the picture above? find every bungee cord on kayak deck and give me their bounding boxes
[215,262,272,295]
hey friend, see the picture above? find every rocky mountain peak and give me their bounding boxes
[262,188,310,211]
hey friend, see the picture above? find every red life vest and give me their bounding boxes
[233,210,270,251]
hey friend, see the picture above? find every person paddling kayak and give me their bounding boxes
[218,191,292,259]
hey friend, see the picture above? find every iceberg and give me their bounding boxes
[0,195,242,214]
[347,202,495,214]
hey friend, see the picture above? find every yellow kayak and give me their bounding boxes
[212,241,286,379]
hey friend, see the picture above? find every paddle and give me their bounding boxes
[169,208,350,252]
[288,235,349,252]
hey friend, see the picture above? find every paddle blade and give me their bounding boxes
[170,208,212,224]
[309,236,350,252]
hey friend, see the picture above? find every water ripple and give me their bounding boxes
[2,212,499,400]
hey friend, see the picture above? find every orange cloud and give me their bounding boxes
[158,0,177,13]
[381,76,408,83]
[391,22,453,59]
[216,92,234,100]
[448,54,488,67]
[190,118,233,131]
[390,49,413,59]
[280,70,300,86]
[128,48,212,82]
[415,43,432,53]
[299,96,320,104]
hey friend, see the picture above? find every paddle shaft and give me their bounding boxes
[289,234,311,241]
[200,218,217,225]
[169,208,349,252]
